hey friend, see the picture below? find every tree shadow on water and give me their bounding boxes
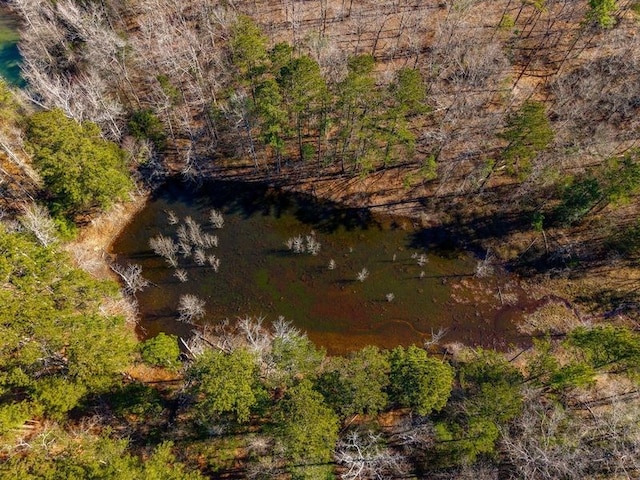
[155,178,377,233]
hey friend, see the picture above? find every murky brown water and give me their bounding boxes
[111,180,531,354]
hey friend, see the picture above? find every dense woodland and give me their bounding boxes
[0,0,639,478]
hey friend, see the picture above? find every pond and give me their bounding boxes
[111,180,532,354]
[0,6,23,87]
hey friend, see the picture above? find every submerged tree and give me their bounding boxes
[149,234,179,267]
[177,294,206,323]
[110,262,149,296]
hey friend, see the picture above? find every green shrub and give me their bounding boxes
[500,101,553,179]
[140,332,181,370]
[128,108,167,150]
[587,0,618,28]
[555,177,602,225]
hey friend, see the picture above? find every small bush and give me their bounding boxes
[555,177,602,225]
[140,333,181,370]
[128,109,167,150]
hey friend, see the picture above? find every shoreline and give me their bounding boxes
[73,169,636,340]
[64,191,149,281]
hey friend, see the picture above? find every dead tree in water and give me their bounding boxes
[178,294,206,322]
[149,234,179,267]
[110,262,149,296]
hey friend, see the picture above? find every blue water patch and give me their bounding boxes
[0,10,24,87]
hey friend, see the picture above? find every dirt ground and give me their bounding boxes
[63,192,149,280]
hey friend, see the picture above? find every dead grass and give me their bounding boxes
[63,192,148,280]
[519,301,584,335]
[126,363,182,384]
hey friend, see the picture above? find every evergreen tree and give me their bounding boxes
[0,227,135,428]
[229,15,269,95]
[140,332,181,370]
[26,109,132,220]
[277,55,328,161]
[378,68,427,167]
[253,79,288,172]
[187,348,264,424]
[334,54,381,173]
[272,379,339,467]
[568,325,640,375]
[316,345,390,418]
[388,345,454,415]
[499,100,553,179]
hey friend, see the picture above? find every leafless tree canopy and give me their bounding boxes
[335,430,411,480]
[501,395,640,480]
[109,262,149,296]
[177,293,206,322]
[18,203,57,247]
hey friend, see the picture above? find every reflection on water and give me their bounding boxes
[0,6,23,87]
[111,180,530,354]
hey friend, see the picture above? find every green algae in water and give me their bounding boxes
[111,180,527,354]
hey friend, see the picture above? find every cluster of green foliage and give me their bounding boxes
[2,240,638,478]
[434,350,523,465]
[568,325,640,375]
[140,332,181,370]
[0,225,207,478]
[608,219,640,255]
[499,100,554,178]
[175,339,455,477]
[128,109,167,150]
[272,379,340,467]
[388,345,454,415]
[0,79,22,126]
[26,108,133,221]
[0,226,136,429]
[527,326,640,392]
[2,432,203,480]
[225,17,428,174]
[316,345,390,417]
[174,323,640,476]
[527,337,596,392]
[187,348,265,424]
[587,0,618,28]
[555,150,640,225]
